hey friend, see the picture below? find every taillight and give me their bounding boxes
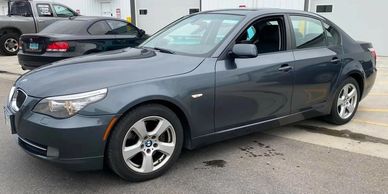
[19,39,23,49]
[368,48,377,63]
[46,41,69,52]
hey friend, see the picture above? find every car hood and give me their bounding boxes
[16,48,205,97]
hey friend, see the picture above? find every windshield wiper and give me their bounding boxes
[153,47,175,54]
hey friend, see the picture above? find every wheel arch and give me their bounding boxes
[347,72,364,98]
[0,27,22,36]
[105,96,193,150]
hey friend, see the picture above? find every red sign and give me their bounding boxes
[76,9,80,14]
[239,4,246,8]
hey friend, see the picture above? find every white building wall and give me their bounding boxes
[135,0,200,34]
[309,0,388,56]
[0,0,132,21]
[50,0,132,20]
[201,0,304,11]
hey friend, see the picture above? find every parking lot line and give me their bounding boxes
[358,108,388,113]
[368,93,388,96]
[353,119,388,128]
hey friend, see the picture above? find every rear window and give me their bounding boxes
[40,20,87,34]
[10,1,32,16]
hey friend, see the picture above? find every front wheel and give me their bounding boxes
[326,77,360,125]
[107,104,183,181]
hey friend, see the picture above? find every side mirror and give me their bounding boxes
[231,44,258,58]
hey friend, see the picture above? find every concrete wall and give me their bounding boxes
[201,0,305,11]
[309,0,388,56]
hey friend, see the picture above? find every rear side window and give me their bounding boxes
[106,20,139,36]
[323,22,341,47]
[53,4,76,17]
[88,21,111,35]
[290,16,325,49]
[37,4,53,17]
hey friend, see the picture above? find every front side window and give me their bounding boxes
[140,14,244,56]
[36,4,53,17]
[53,4,75,17]
[106,20,139,36]
[88,21,111,35]
[290,16,325,49]
[323,22,341,47]
[236,17,285,54]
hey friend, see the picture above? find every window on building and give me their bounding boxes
[53,4,76,17]
[236,17,285,54]
[323,22,341,47]
[88,21,111,35]
[139,9,147,15]
[189,8,200,14]
[106,20,139,36]
[290,16,325,49]
[36,4,53,17]
[316,5,333,13]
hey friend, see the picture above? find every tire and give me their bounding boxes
[107,104,184,182]
[326,77,360,125]
[0,33,20,56]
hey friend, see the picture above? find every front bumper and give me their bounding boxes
[18,52,69,70]
[4,104,115,171]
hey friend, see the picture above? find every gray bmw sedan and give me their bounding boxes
[4,9,376,181]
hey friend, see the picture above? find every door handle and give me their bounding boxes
[278,64,293,72]
[331,57,340,64]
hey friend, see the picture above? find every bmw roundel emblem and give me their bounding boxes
[145,140,152,147]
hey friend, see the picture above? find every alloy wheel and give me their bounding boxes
[337,83,358,119]
[121,116,176,173]
[4,38,18,53]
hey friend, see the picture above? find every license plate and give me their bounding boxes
[29,43,39,50]
[3,107,16,134]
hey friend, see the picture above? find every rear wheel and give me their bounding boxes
[326,77,360,125]
[107,104,183,181]
[0,33,20,56]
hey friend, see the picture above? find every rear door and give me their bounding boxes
[106,20,144,48]
[87,20,119,52]
[215,15,294,131]
[289,15,343,113]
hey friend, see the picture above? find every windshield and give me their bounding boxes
[140,14,244,56]
[41,20,86,34]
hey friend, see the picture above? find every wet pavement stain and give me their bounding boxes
[202,160,226,168]
[0,70,22,76]
[294,124,388,145]
[239,141,285,159]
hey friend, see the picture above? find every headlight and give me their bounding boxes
[33,88,107,118]
[8,86,15,104]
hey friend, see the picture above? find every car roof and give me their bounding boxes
[201,8,323,19]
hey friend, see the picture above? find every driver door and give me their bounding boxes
[215,16,295,131]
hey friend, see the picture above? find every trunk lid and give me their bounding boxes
[20,35,50,54]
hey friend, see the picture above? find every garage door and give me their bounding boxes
[135,0,200,34]
[310,0,388,56]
